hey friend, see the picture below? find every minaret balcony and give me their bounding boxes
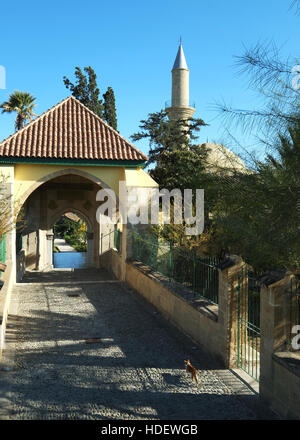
[165,100,196,109]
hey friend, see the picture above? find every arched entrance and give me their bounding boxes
[15,171,117,279]
[0,95,157,286]
[51,209,94,269]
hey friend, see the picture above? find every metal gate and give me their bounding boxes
[237,268,261,381]
[0,234,6,279]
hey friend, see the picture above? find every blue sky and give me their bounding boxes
[0,0,298,160]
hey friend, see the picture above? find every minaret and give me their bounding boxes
[166,42,195,121]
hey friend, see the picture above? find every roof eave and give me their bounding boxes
[0,156,147,168]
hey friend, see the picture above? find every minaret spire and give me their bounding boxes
[172,42,188,71]
[166,42,195,121]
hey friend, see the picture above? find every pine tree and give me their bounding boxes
[131,110,208,191]
[103,87,118,130]
[131,110,209,246]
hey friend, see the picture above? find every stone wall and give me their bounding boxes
[0,260,15,358]
[260,274,300,419]
[123,257,245,368]
[100,247,123,281]
[125,261,222,363]
[115,251,300,420]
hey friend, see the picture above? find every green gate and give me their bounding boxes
[0,234,6,279]
[237,268,261,381]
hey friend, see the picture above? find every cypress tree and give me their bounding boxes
[103,87,118,130]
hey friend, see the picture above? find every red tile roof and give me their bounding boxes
[0,96,148,162]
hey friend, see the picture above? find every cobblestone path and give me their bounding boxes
[0,269,276,420]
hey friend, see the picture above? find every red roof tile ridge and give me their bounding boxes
[69,96,148,161]
[0,95,148,162]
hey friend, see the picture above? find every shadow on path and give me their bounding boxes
[0,268,278,420]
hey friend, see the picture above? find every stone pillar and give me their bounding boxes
[46,233,54,269]
[260,274,293,405]
[99,216,112,255]
[86,232,94,267]
[218,256,246,368]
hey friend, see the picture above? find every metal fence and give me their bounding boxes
[131,230,220,305]
[236,267,261,381]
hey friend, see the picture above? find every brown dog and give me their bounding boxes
[184,360,198,384]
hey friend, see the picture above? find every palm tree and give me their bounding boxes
[0,91,37,131]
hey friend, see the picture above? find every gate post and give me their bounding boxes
[260,274,293,406]
[218,256,246,368]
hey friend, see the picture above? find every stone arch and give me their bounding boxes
[15,166,125,277]
[17,167,114,212]
[16,168,116,273]
[49,206,93,234]
[49,207,94,269]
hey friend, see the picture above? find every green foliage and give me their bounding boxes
[63,67,118,128]
[207,121,300,272]
[208,39,300,272]
[0,173,25,240]
[63,66,104,118]
[132,43,300,273]
[215,41,300,149]
[54,215,87,252]
[103,86,118,130]
[64,233,87,252]
[131,110,208,191]
[131,108,300,273]
[132,110,216,250]
[73,242,88,252]
[54,216,79,238]
[0,91,37,130]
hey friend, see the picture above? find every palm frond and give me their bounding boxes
[0,90,37,130]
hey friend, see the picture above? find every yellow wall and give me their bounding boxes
[0,163,157,205]
[0,164,14,182]
[125,168,159,187]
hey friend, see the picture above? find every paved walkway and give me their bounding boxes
[0,269,276,420]
[54,238,76,252]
